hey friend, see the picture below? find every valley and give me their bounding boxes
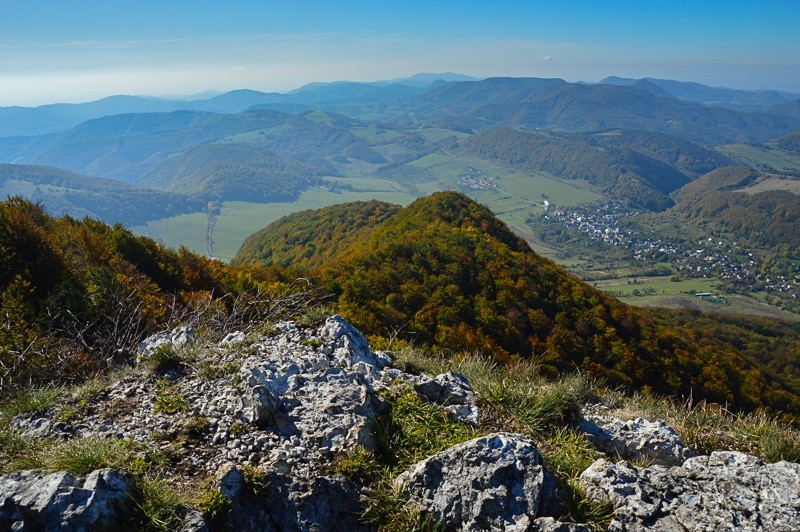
[4,4,800,529]
[1,76,799,320]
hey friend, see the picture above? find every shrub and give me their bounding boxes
[142,344,182,372]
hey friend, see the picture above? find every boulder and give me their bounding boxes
[396,433,557,531]
[580,451,800,531]
[414,372,482,425]
[137,326,195,357]
[213,465,363,532]
[221,331,246,346]
[0,469,133,531]
[318,315,377,367]
[578,415,693,466]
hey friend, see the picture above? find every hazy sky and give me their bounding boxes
[1,0,798,106]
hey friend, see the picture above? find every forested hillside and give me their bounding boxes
[234,200,402,270]
[419,79,800,144]
[233,192,800,415]
[138,143,324,202]
[0,164,204,226]
[462,128,692,210]
[672,167,800,249]
[776,130,800,154]
[0,196,308,389]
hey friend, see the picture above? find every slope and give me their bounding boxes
[233,191,800,414]
[138,143,324,202]
[461,128,692,210]
[233,200,402,270]
[671,166,800,249]
[419,78,800,144]
[0,110,293,182]
[0,164,203,226]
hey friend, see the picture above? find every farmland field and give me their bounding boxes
[720,144,800,172]
[134,182,416,261]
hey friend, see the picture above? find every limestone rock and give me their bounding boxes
[137,326,195,357]
[578,415,694,466]
[213,465,363,532]
[221,331,246,346]
[580,451,800,531]
[533,517,592,531]
[318,314,377,367]
[0,468,132,531]
[414,372,481,425]
[397,432,555,531]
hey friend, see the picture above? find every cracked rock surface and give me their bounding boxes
[580,451,800,531]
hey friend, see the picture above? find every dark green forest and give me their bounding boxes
[234,192,800,417]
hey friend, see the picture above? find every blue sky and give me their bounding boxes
[1,0,798,105]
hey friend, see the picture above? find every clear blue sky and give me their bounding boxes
[1,0,798,105]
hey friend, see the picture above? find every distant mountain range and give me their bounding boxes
[0,73,798,234]
[599,76,800,108]
[2,74,798,139]
[0,73,476,137]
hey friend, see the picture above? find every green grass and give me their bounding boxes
[153,388,190,415]
[349,127,405,143]
[412,128,471,142]
[594,276,717,299]
[133,475,186,531]
[333,446,380,484]
[134,185,417,261]
[740,175,800,195]
[0,386,63,422]
[719,144,800,172]
[601,389,800,463]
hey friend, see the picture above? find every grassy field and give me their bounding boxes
[740,175,800,195]
[719,144,800,172]
[134,148,608,263]
[594,276,718,300]
[412,128,471,142]
[133,183,416,261]
[590,275,799,321]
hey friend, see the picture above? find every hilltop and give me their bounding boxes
[234,191,800,415]
[2,194,800,530]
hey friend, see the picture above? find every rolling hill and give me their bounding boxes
[671,166,800,249]
[776,130,800,154]
[138,143,325,202]
[232,191,800,415]
[233,200,402,270]
[0,164,203,226]
[418,78,800,144]
[461,128,694,210]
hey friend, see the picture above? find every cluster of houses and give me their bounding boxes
[543,205,798,299]
[457,166,498,191]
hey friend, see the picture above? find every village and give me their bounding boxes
[540,204,799,302]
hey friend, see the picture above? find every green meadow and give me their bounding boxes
[134,182,416,261]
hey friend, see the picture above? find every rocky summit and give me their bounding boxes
[1,315,799,530]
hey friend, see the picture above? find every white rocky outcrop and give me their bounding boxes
[0,469,132,531]
[396,433,552,531]
[578,414,694,466]
[580,451,800,531]
[136,325,195,358]
[3,315,800,531]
